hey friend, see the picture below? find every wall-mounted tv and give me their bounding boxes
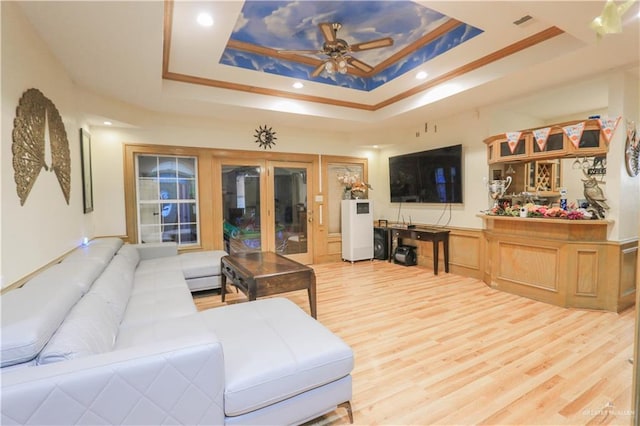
[389,144,463,203]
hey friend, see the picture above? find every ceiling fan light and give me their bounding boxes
[325,61,335,73]
[598,0,623,32]
[590,0,635,36]
[337,58,348,69]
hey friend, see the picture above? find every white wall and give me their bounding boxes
[359,109,491,229]
[1,2,91,287]
[606,70,640,241]
[2,2,637,287]
[366,80,638,240]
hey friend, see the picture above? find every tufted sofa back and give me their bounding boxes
[0,238,123,368]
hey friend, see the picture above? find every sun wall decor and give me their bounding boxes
[254,125,277,149]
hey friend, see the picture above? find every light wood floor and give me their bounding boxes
[193,260,636,426]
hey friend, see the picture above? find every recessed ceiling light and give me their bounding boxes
[197,13,213,27]
[292,81,304,89]
[103,121,112,126]
[416,71,428,80]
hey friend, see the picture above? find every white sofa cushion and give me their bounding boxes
[88,254,135,321]
[120,286,196,330]
[61,237,122,267]
[185,275,223,292]
[37,293,120,364]
[115,314,212,350]
[116,244,141,268]
[200,298,354,417]
[35,243,135,365]
[132,268,187,295]
[87,237,124,251]
[133,242,178,260]
[180,250,227,279]
[1,283,83,367]
[62,246,117,265]
[135,255,183,277]
[22,260,105,295]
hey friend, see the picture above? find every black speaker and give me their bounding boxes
[373,227,389,260]
[393,245,417,266]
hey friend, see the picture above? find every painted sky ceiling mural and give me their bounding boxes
[220,1,483,91]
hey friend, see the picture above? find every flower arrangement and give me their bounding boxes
[337,172,372,192]
[488,202,591,220]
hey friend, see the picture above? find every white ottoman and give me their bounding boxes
[179,250,228,292]
[200,298,354,424]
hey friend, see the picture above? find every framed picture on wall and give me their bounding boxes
[80,128,93,213]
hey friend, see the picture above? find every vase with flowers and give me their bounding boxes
[337,172,372,199]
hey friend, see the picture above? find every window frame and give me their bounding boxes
[135,154,200,246]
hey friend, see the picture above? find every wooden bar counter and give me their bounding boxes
[480,214,636,312]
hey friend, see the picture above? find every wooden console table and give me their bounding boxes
[388,227,450,274]
[221,251,317,318]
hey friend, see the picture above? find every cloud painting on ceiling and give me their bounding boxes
[220,1,483,91]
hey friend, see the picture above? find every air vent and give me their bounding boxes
[513,15,533,26]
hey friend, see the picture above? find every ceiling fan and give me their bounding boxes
[278,22,394,78]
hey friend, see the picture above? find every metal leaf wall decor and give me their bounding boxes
[12,88,71,205]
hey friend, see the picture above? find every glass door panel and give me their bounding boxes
[221,164,263,254]
[270,162,312,264]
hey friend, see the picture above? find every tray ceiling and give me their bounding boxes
[15,1,640,131]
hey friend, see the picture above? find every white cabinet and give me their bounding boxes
[341,200,373,262]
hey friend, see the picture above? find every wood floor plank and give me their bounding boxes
[192,260,636,425]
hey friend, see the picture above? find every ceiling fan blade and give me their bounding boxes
[319,22,337,44]
[350,37,394,52]
[346,57,373,73]
[278,49,323,55]
[311,62,326,78]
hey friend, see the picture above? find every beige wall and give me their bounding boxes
[363,110,492,229]
[1,2,91,287]
[606,71,640,241]
[88,115,371,239]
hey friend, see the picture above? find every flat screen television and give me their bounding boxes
[389,144,463,203]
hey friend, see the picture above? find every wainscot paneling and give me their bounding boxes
[575,249,599,296]
[497,242,559,292]
[480,215,637,312]
[619,241,638,310]
[566,244,609,311]
[403,227,484,280]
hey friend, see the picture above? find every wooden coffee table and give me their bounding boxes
[220,251,317,318]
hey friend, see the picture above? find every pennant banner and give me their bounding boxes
[563,122,585,148]
[532,127,551,151]
[598,116,620,143]
[505,131,522,154]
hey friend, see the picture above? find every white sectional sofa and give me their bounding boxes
[0,238,354,425]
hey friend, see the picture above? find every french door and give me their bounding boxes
[221,159,313,264]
